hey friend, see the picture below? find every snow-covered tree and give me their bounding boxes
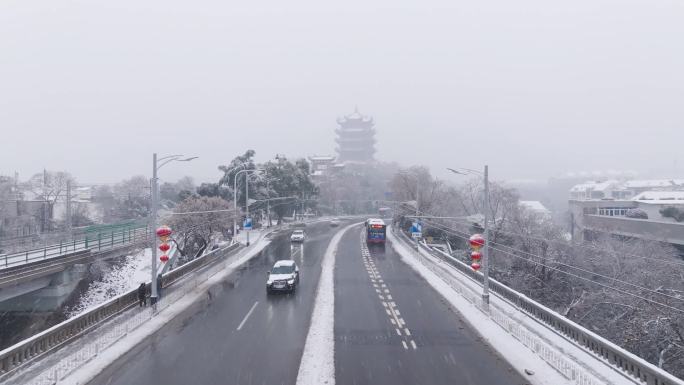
[168,196,234,260]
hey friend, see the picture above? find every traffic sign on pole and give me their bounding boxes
[410,221,422,239]
[244,217,253,231]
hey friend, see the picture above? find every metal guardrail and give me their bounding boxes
[0,241,241,379]
[394,228,683,385]
[1,226,148,269]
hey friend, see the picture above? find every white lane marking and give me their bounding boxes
[361,228,418,351]
[236,301,259,331]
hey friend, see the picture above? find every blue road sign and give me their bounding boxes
[410,221,422,238]
[244,217,253,231]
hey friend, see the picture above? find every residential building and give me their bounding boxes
[569,179,684,249]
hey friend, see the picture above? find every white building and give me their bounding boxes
[569,180,684,247]
[570,179,684,201]
[519,201,551,218]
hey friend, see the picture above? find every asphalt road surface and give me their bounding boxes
[92,222,525,385]
[335,226,525,385]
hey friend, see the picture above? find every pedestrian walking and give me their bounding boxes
[138,283,146,307]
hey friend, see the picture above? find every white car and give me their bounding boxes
[266,260,300,294]
[290,230,305,242]
[330,218,340,227]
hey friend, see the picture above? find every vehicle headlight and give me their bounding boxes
[267,280,273,285]
[287,279,295,285]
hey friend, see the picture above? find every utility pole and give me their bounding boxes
[150,153,159,305]
[266,179,271,227]
[66,180,72,236]
[149,153,196,306]
[482,164,490,306]
[43,169,48,232]
[233,169,254,242]
[415,173,420,249]
[246,173,250,246]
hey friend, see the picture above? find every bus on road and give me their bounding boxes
[365,218,387,244]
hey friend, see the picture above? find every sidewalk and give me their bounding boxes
[6,235,273,385]
[387,228,635,385]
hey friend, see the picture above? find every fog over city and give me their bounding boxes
[1,0,683,183]
[4,1,684,384]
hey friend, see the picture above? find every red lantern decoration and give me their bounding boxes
[470,251,482,260]
[471,262,481,271]
[159,243,170,252]
[156,225,172,243]
[159,254,169,263]
[469,234,485,249]
[156,225,172,237]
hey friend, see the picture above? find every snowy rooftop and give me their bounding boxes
[632,191,684,204]
[519,200,551,214]
[309,155,336,161]
[569,180,619,192]
[624,179,684,189]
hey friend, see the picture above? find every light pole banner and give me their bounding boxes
[244,217,253,231]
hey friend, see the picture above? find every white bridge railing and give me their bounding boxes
[0,242,241,384]
[392,227,683,385]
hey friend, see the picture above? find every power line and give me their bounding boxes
[415,219,684,314]
[420,216,684,303]
[401,204,684,268]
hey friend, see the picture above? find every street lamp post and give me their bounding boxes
[447,165,490,306]
[233,168,261,245]
[245,172,250,246]
[150,153,197,305]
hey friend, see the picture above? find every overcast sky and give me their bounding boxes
[1,0,682,185]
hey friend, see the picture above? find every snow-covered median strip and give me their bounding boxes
[296,223,357,385]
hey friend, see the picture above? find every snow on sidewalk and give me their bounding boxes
[408,236,653,385]
[387,228,616,385]
[11,232,274,385]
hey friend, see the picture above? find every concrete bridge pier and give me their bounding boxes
[0,264,88,313]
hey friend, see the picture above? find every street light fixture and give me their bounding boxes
[150,153,197,305]
[447,165,491,307]
[233,168,265,245]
